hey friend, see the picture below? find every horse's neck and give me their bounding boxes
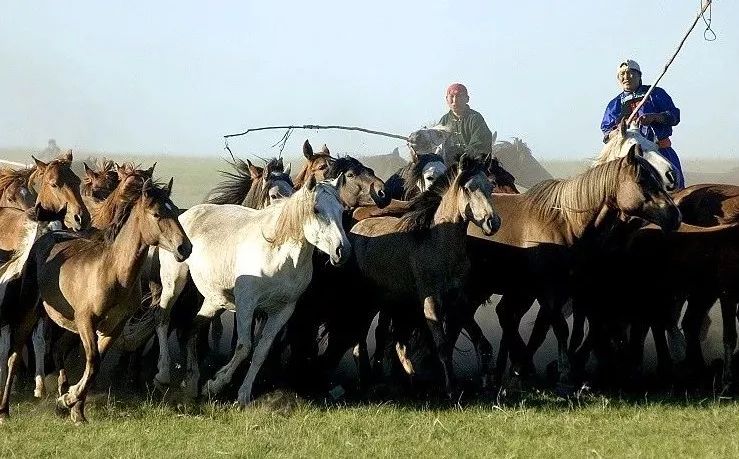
[108,211,148,288]
[242,181,263,209]
[549,170,620,242]
[429,188,468,248]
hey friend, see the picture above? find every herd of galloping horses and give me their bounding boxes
[0,121,738,424]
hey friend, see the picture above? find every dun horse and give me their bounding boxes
[466,147,680,388]
[0,178,190,423]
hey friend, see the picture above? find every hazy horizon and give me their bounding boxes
[2,1,736,160]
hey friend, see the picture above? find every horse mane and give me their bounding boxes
[397,160,482,233]
[206,157,259,205]
[70,180,170,256]
[269,182,338,245]
[0,167,33,190]
[522,155,633,227]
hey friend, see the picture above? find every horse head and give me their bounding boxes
[615,145,681,232]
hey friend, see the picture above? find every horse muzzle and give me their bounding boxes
[369,183,391,209]
[174,239,193,262]
[330,241,351,266]
[480,214,502,236]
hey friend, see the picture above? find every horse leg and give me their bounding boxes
[58,316,100,424]
[568,302,586,356]
[526,305,551,360]
[372,310,392,378]
[461,316,494,390]
[497,294,533,379]
[0,325,10,396]
[422,295,455,398]
[666,296,687,363]
[681,294,714,377]
[31,316,50,398]
[153,253,189,388]
[237,303,296,405]
[545,297,572,387]
[720,294,738,393]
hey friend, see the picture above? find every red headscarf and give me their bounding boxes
[446,83,468,96]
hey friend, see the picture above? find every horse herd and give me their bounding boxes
[0,122,737,424]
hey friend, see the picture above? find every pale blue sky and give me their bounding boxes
[1,1,736,160]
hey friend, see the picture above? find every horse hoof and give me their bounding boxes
[34,376,46,399]
[57,393,76,409]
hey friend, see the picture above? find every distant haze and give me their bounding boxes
[2,1,736,160]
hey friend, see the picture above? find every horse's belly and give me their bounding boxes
[44,302,77,333]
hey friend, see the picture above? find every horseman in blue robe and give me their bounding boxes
[601,59,684,189]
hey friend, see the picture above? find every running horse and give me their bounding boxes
[157,176,350,403]
[339,153,499,398]
[0,178,190,423]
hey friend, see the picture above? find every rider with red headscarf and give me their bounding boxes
[438,83,494,157]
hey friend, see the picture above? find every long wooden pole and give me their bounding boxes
[224,124,408,141]
[626,0,713,125]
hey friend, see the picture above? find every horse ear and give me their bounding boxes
[64,149,73,162]
[144,162,156,178]
[284,162,292,177]
[247,159,261,179]
[306,173,317,191]
[321,144,330,155]
[276,157,284,171]
[619,118,627,138]
[303,140,314,160]
[491,131,498,145]
[32,156,47,170]
[83,162,94,178]
[165,177,174,197]
[116,164,128,181]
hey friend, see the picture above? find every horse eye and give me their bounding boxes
[318,164,328,170]
[346,171,355,178]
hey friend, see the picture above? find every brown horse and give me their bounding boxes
[293,140,390,208]
[0,178,190,424]
[0,167,35,211]
[672,183,739,226]
[82,160,119,202]
[465,147,681,388]
[345,154,499,397]
[0,152,90,258]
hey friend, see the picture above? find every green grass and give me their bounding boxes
[2,391,739,458]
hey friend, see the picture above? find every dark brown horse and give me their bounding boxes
[672,184,739,226]
[347,154,499,397]
[0,178,191,424]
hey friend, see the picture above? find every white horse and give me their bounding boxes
[155,176,350,403]
[594,119,678,191]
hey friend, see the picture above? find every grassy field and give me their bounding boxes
[2,391,739,457]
